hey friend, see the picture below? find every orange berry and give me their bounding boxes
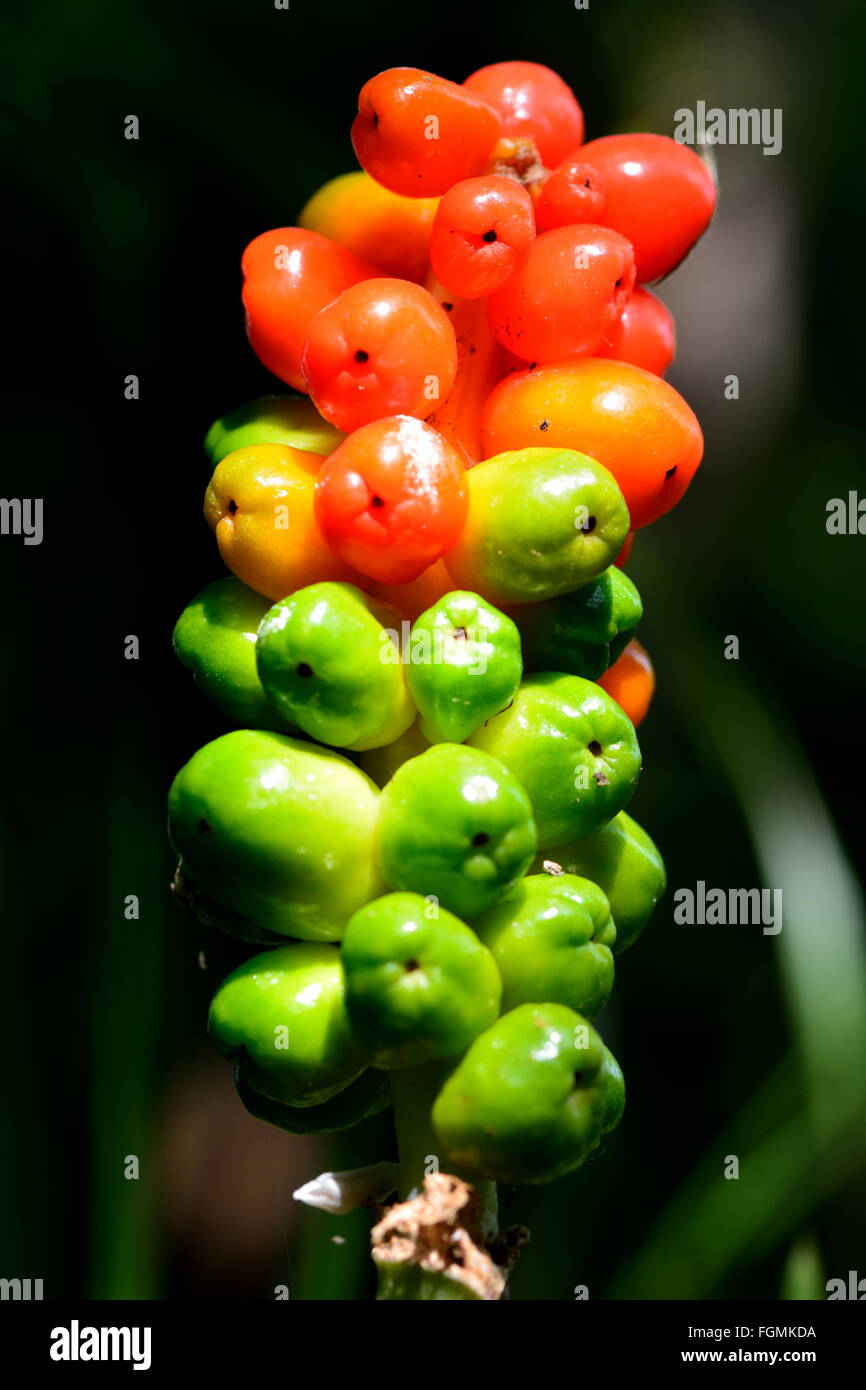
[298,171,438,283]
[598,639,655,728]
[204,443,359,601]
[481,358,703,529]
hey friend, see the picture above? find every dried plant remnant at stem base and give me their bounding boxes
[371,1172,526,1300]
[485,136,547,197]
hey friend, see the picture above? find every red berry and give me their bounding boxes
[534,157,606,231]
[241,229,380,391]
[598,286,676,376]
[463,61,584,168]
[429,176,536,299]
[351,67,501,198]
[301,279,458,433]
[314,416,469,585]
[578,133,717,282]
[614,532,635,568]
[487,224,636,363]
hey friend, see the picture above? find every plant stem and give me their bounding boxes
[388,1063,498,1242]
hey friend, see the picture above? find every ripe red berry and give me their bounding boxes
[534,157,606,232]
[614,532,634,568]
[301,279,458,433]
[578,133,717,282]
[241,229,380,391]
[598,286,675,376]
[314,416,469,585]
[429,175,536,299]
[463,61,584,168]
[351,67,501,198]
[486,224,636,363]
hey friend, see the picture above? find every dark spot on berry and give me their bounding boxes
[665,465,678,479]
[572,1071,584,1088]
[529,363,537,371]
[442,302,454,312]
[588,741,602,756]
[584,179,591,189]
[354,349,369,364]
[297,662,314,679]
[372,111,379,128]
[593,770,610,786]
[614,277,622,288]
[228,499,237,514]
[482,229,497,243]
[371,495,385,508]
[198,818,212,835]
[473,832,490,847]
[581,515,597,533]
[404,958,421,973]
[539,419,549,431]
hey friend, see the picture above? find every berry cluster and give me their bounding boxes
[170,60,715,1297]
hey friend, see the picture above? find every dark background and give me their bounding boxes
[1,0,864,1301]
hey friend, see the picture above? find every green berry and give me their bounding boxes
[167,730,383,940]
[406,591,522,743]
[342,892,502,1069]
[376,744,538,918]
[468,672,641,848]
[432,1003,625,1184]
[509,566,643,681]
[208,943,367,1107]
[535,810,666,953]
[204,394,344,467]
[256,582,415,751]
[472,873,615,1018]
[172,577,291,730]
[444,447,630,605]
[235,1064,391,1135]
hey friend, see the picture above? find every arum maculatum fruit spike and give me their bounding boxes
[168,46,708,1299]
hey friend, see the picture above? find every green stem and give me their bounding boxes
[389,1062,448,1199]
[376,1062,502,1299]
[388,1062,498,1241]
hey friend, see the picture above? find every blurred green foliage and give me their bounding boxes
[1,0,864,1300]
